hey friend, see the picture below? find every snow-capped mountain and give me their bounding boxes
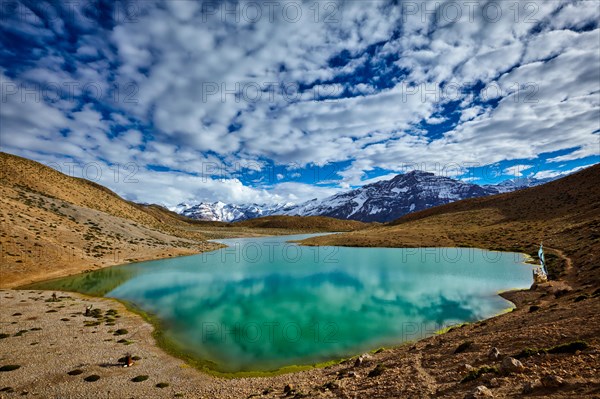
[173,201,295,222]
[483,176,556,193]
[282,170,498,222]
[174,171,561,223]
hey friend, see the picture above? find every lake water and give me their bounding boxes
[26,234,533,373]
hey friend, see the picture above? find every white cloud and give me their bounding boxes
[2,1,599,206]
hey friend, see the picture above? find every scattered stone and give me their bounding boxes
[541,374,565,388]
[83,375,100,382]
[522,380,539,394]
[367,363,386,378]
[501,357,525,374]
[459,364,476,372]
[488,347,500,360]
[283,384,294,394]
[354,353,372,367]
[464,385,493,398]
[488,378,501,388]
[455,341,474,354]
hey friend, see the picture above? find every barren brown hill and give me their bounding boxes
[0,152,227,288]
[233,215,369,231]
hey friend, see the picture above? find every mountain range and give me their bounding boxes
[174,171,556,223]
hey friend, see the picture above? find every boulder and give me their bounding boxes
[501,357,525,374]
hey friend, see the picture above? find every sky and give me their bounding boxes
[1,0,599,207]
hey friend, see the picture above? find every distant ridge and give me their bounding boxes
[176,170,560,223]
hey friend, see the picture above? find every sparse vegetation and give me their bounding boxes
[515,340,590,359]
[84,375,101,382]
[131,375,149,382]
[156,382,170,388]
[67,369,83,376]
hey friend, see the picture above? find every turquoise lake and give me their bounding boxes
[26,234,534,373]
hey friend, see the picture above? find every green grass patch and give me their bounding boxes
[114,328,128,336]
[131,375,149,382]
[515,340,589,359]
[156,382,169,388]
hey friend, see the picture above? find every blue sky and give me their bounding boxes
[1,0,599,206]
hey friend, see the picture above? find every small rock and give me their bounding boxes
[464,385,494,398]
[541,374,565,388]
[488,347,500,360]
[501,356,525,374]
[354,353,372,367]
[488,378,500,388]
[367,363,386,378]
[522,381,536,394]
[459,364,475,372]
[283,384,294,394]
[347,371,357,378]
